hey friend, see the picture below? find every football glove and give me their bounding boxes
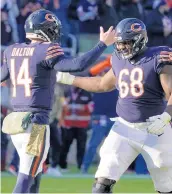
[147,112,171,136]
[56,72,75,85]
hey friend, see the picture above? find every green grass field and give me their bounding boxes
[1,170,156,193]
[1,176,155,193]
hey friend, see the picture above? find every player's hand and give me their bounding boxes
[147,112,171,136]
[56,72,75,85]
[1,82,6,87]
[100,26,116,46]
[158,51,172,63]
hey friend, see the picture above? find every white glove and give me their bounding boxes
[147,112,171,136]
[56,72,75,85]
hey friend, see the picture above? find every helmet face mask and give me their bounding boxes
[25,9,62,43]
[115,40,134,59]
[114,18,148,60]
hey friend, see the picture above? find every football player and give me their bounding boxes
[57,18,172,193]
[1,9,115,193]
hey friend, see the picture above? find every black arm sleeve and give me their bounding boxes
[46,41,107,72]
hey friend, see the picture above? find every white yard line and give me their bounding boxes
[1,172,151,179]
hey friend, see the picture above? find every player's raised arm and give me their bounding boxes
[1,50,10,82]
[45,26,116,72]
[56,68,116,92]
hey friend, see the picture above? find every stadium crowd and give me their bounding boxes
[1,0,172,176]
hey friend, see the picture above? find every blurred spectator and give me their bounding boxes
[1,9,12,46]
[140,0,154,18]
[46,84,64,177]
[1,0,19,43]
[141,0,154,9]
[67,0,80,53]
[97,0,119,30]
[81,57,119,173]
[1,105,9,171]
[7,149,19,176]
[1,79,11,109]
[59,86,93,170]
[146,0,172,47]
[16,1,43,43]
[114,0,145,21]
[77,0,100,33]
[16,0,30,9]
[1,81,11,171]
[1,116,9,171]
[16,2,33,43]
[31,0,44,12]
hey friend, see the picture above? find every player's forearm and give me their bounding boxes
[53,41,107,72]
[73,76,106,92]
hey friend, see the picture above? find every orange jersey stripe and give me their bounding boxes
[47,45,60,51]
[31,129,46,177]
[46,48,64,56]
[45,52,64,60]
[31,142,44,177]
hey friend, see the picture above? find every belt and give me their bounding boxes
[110,117,150,131]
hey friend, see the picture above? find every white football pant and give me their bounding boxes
[11,125,50,177]
[95,117,172,192]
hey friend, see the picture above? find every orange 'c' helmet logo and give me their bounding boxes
[131,23,142,32]
[45,14,56,22]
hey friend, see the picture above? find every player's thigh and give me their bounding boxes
[143,123,172,169]
[95,123,139,181]
[11,125,50,177]
[142,124,172,192]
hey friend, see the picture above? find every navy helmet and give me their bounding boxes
[114,18,148,59]
[25,9,62,43]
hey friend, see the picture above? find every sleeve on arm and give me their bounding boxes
[1,50,10,82]
[44,41,107,72]
[155,47,172,74]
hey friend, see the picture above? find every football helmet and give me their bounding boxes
[114,18,148,59]
[25,9,61,43]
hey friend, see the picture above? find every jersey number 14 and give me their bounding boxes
[10,58,32,97]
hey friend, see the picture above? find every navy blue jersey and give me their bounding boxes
[111,46,171,123]
[92,90,119,118]
[2,42,63,124]
[1,41,106,124]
